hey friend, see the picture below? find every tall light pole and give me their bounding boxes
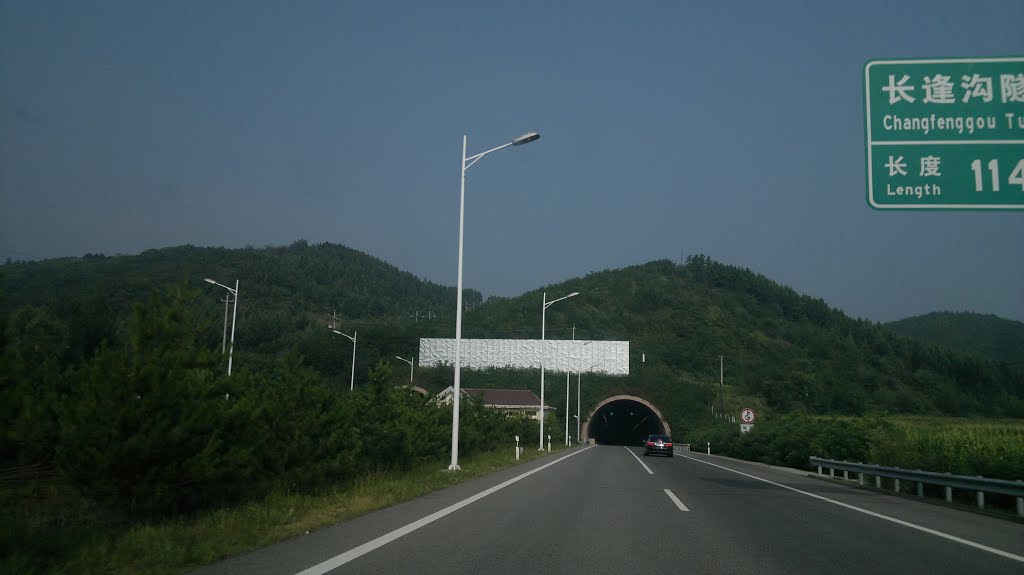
[539,290,579,450]
[333,329,357,392]
[576,339,595,444]
[395,355,415,382]
[204,278,239,376]
[219,295,231,354]
[450,131,540,471]
[565,325,575,446]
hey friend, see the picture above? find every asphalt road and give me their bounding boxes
[191,446,1024,575]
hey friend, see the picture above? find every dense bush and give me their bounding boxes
[687,414,893,470]
[49,286,535,519]
[685,414,1024,480]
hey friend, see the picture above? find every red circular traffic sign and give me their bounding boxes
[740,408,757,424]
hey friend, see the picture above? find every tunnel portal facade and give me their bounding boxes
[582,395,672,445]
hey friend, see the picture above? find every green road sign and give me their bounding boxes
[865,57,1024,210]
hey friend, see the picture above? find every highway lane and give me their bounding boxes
[640,448,1024,574]
[192,446,1024,575]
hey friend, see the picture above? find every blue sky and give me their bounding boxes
[2,1,1022,322]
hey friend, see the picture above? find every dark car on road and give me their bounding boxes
[643,434,673,457]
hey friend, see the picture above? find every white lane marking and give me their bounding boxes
[293,446,596,575]
[624,446,654,475]
[681,455,1024,565]
[664,489,690,511]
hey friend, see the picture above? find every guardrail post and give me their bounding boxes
[875,475,881,489]
[817,465,822,477]
[843,470,849,481]
[1018,481,1024,517]
[894,478,900,493]
[945,486,952,503]
[916,482,924,497]
[858,472,864,485]
[829,468,835,479]
[976,491,984,510]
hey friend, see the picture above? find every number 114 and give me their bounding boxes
[971,159,1024,192]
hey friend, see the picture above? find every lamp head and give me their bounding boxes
[512,132,540,146]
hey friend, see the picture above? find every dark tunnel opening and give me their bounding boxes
[587,399,667,445]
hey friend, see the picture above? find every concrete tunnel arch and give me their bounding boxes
[582,395,672,445]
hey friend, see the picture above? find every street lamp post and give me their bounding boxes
[395,355,415,382]
[565,367,571,446]
[220,295,230,354]
[204,278,239,376]
[576,339,595,444]
[332,329,357,392]
[539,290,579,450]
[450,131,540,471]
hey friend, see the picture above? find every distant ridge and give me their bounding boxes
[886,311,1024,365]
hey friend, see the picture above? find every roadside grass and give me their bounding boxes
[4,444,570,575]
[872,416,1024,480]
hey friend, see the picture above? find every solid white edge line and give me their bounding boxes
[294,446,596,575]
[681,455,1024,565]
[624,446,654,475]
[664,489,689,511]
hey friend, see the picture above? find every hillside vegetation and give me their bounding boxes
[3,242,1023,571]
[886,311,1024,365]
[459,256,1024,425]
[3,245,1022,460]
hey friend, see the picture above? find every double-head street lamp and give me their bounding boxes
[450,131,540,471]
[539,290,579,450]
[395,355,415,382]
[204,278,238,376]
[332,329,357,392]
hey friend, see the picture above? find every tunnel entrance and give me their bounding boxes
[582,395,671,446]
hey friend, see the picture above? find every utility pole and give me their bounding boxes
[719,355,725,416]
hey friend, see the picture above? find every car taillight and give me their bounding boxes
[646,441,654,446]
[665,443,673,447]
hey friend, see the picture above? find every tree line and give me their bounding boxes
[1,281,536,519]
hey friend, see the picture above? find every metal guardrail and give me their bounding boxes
[810,456,1024,517]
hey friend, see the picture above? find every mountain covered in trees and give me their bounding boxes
[886,311,1024,366]
[0,241,477,370]
[6,244,1021,571]
[3,243,1022,439]
[458,256,1024,422]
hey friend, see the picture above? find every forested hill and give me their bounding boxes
[0,241,478,365]
[460,256,1024,418]
[2,246,1021,418]
[886,312,1024,366]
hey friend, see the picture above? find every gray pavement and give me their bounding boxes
[191,446,1024,575]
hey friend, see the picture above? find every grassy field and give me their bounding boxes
[685,413,1024,482]
[3,444,569,575]
[871,416,1024,480]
